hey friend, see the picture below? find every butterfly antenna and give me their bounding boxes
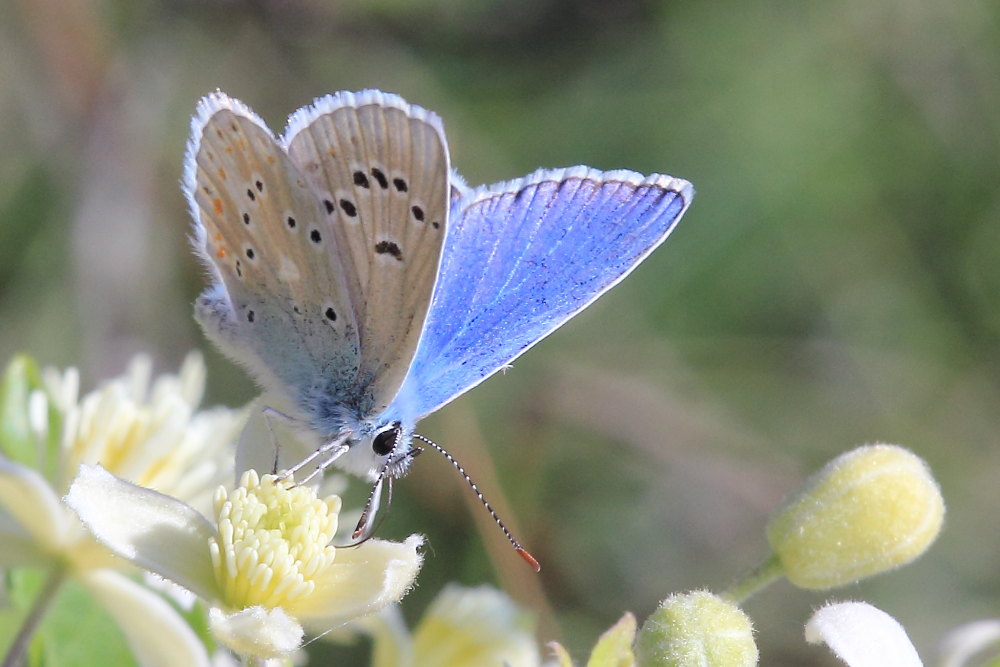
[412,433,540,572]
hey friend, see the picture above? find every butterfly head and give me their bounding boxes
[345,420,424,544]
[370,421,422,479]
[333,419,419,482]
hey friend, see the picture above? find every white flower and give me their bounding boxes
[0,353,247,570]
[49,352,246,514]
[363,584,540,667]
[67,465,424,660]
[0,352,246,666]
[805,601,922,667]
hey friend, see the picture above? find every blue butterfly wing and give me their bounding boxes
[386,166,693,423]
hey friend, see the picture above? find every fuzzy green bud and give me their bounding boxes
[767,443,944,590]
[635,591,757,667]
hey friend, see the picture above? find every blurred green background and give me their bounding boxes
[2,0,998,663]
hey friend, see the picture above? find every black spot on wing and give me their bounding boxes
[375,240,403,261]
[371,168,389,189]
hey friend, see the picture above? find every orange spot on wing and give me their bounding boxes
[213,198,224,215]
[216,246,227,259]
[217,168,227,180]
[266,155,276,164]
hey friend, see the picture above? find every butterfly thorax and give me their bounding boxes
[303,373,381,431]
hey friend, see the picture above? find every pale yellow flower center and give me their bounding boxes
[210,470,342,610]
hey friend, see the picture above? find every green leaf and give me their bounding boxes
[587,613,636,667]
[4,569,138,667]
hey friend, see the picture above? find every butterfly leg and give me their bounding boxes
[261,406,303,474]
[281,431,352,485]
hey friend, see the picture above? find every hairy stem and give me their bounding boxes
[720,554,783,603]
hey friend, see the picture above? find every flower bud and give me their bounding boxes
[635,591,757,667]
[767,444,944,590]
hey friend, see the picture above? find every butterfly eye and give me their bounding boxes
[372,424,400,456]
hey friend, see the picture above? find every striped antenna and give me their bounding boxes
[412,433,540,572]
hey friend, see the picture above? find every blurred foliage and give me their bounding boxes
[2,0,998,663]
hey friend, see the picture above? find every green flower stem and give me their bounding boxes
[2,566,67,667]
[719,554,783,603]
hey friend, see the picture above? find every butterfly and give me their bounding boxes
[184,90,693,566]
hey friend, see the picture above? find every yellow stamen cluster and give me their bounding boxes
[210,470,342,610]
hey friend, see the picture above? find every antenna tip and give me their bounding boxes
[516,547,541,573]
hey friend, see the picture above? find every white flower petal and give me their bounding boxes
[81,569,210,667]
[0,460,72,550]
[209,605,304,659]
[210,649,242,667]
[805,601,922,667]
[124,355,154,402]
[28,389,50,443]
[177,351,208,407]
[297,535,424,628]
[42,364,79,413]
[143,571,199,611]
[938,619,1000,667]
[66,464,219,599]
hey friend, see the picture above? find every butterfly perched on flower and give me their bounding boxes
[184,90,693,565]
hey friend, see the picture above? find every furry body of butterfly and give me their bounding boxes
[185,89,693,489]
